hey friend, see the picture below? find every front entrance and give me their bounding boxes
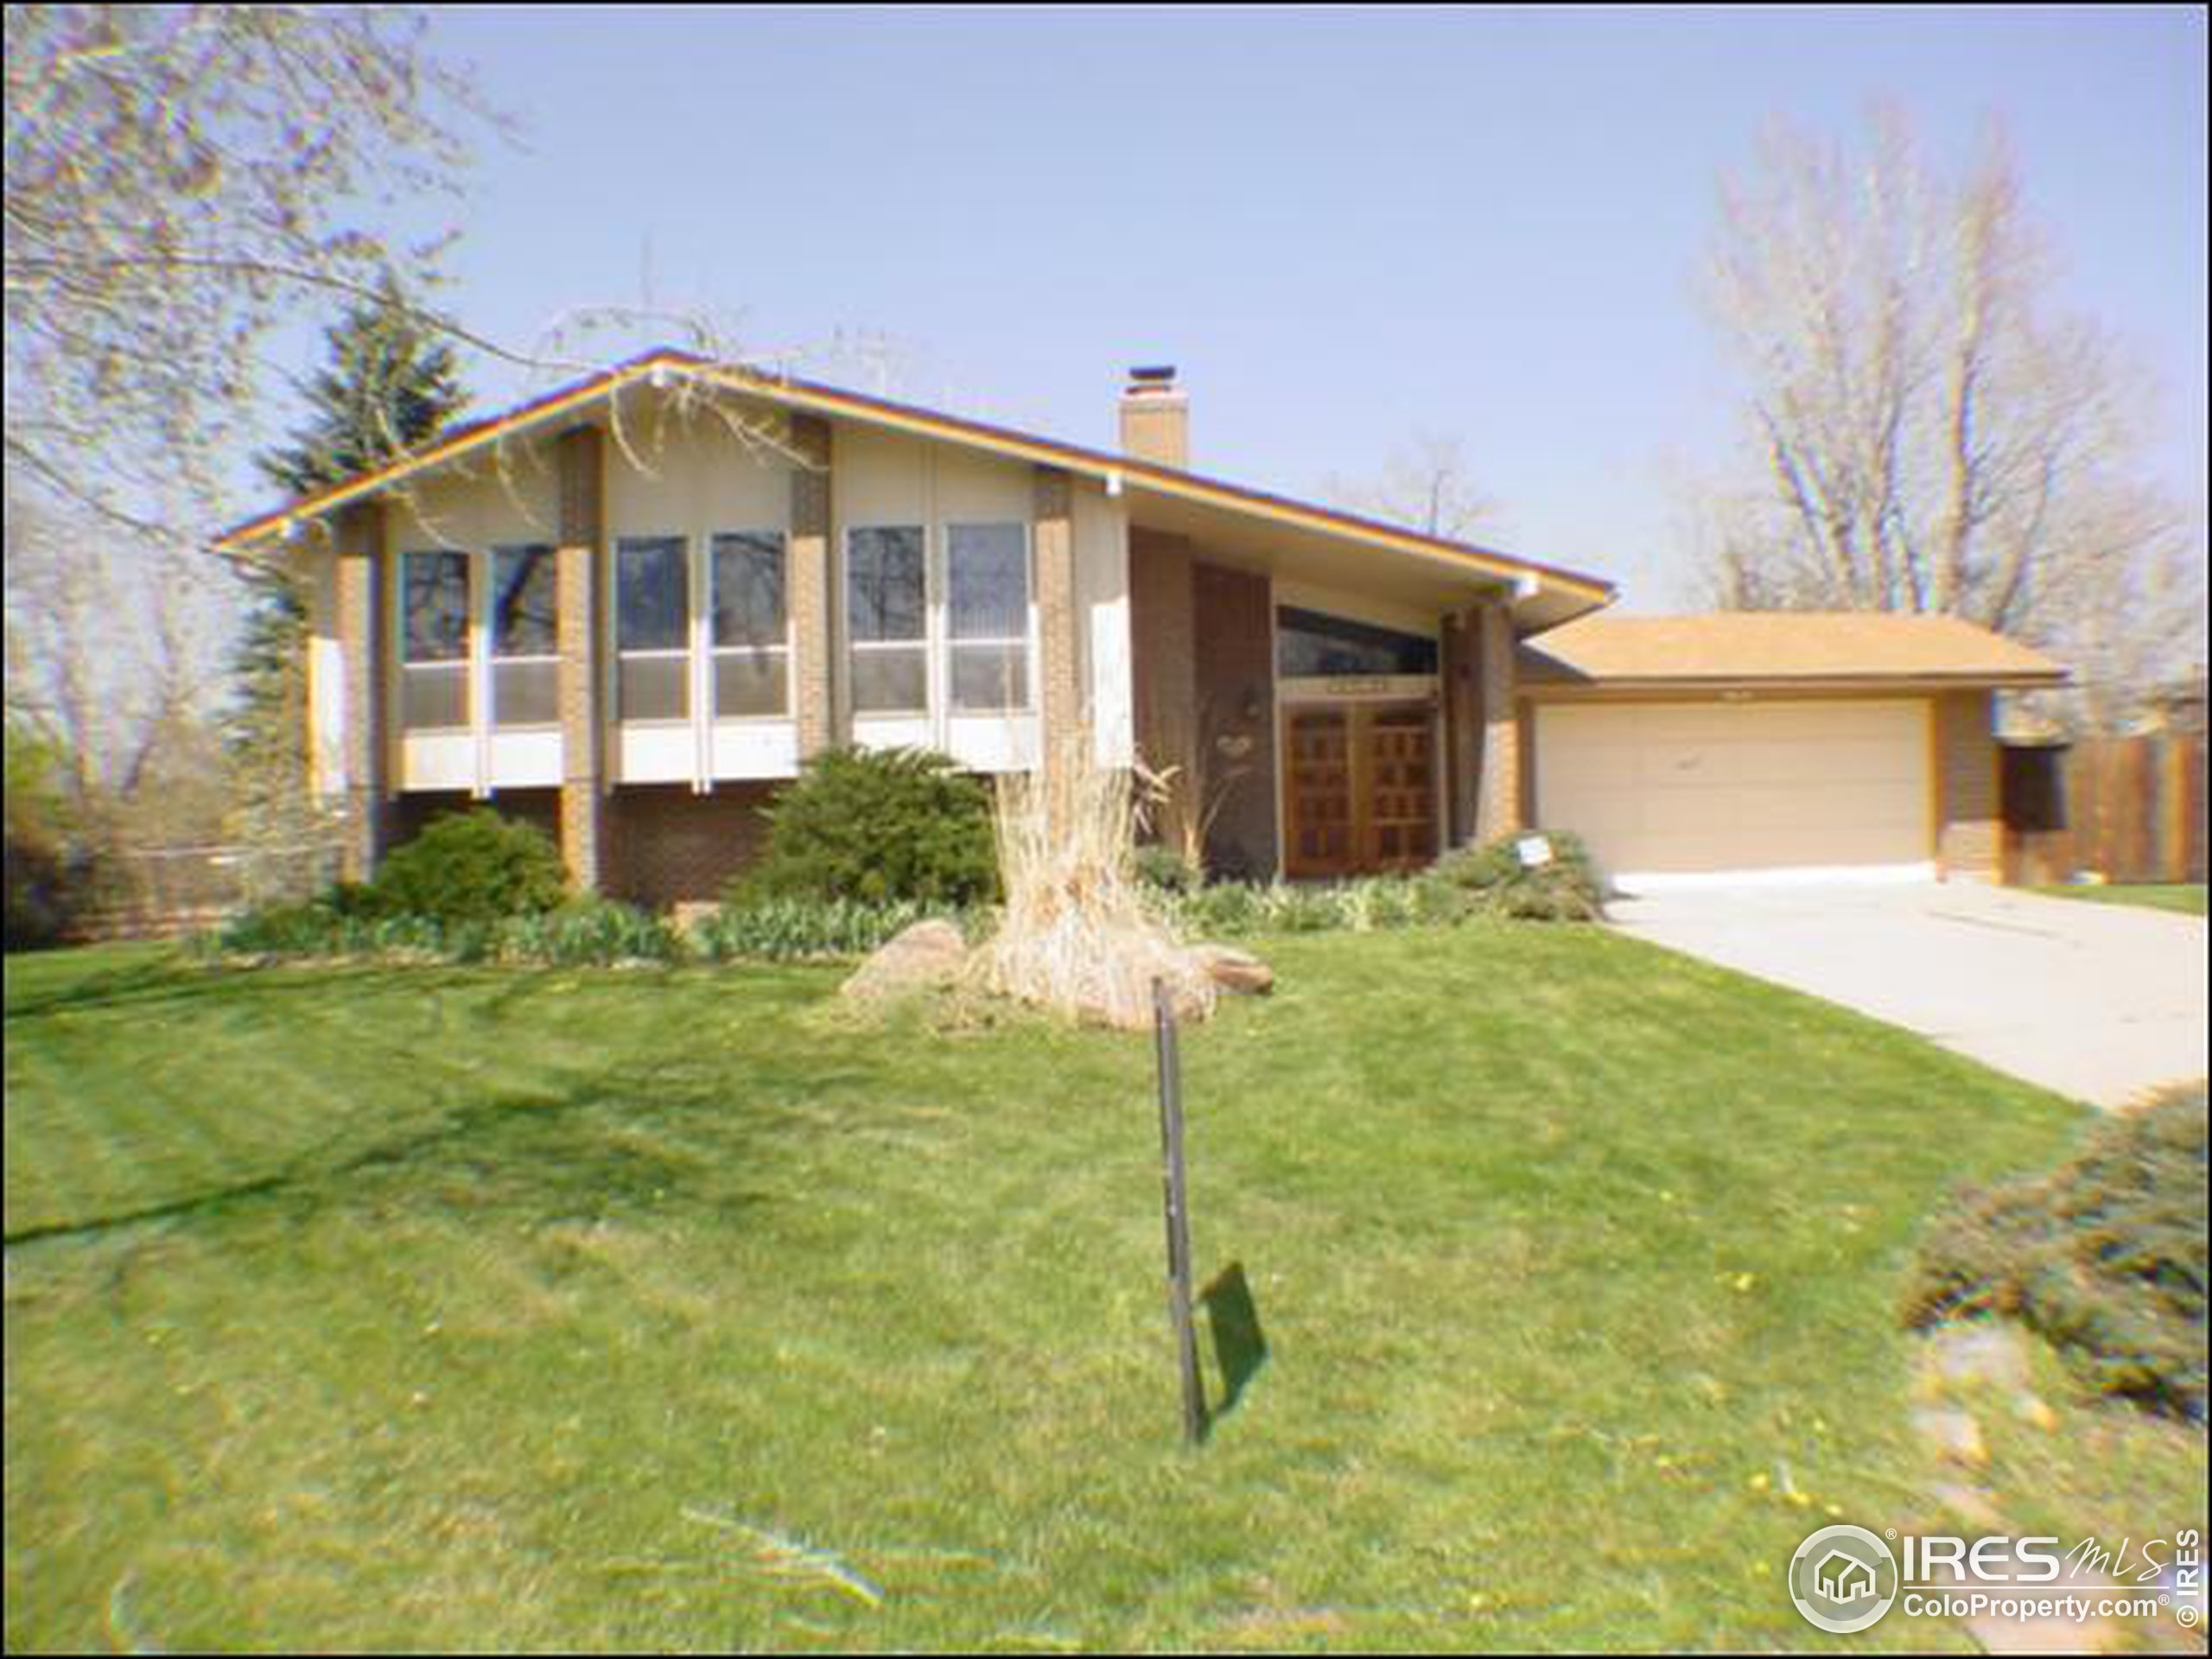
[1282,702,1439,877]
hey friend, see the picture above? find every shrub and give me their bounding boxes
[1434,829,1605,921]
[735,747,997,909]
[1904,1083,2209,1420]
[368,809,569,924]
[209,899,352,957]
[1132,843,1201,895]
[209,893,683,967]
[4,722,96,949]
[693,896,947,963]
[1160,874,1473,938]
[494,898,683,965]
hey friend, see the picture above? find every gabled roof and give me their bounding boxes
[212,347,1615,614]
[1519,612,2068,690]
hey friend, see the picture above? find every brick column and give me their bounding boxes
[334,500,386,881]
[789,416,835,758]
[1473,597,1523,842]
[1934,690,2000,881]
[1129,528,1196,787]
[1440,608,1481,845]
[556,424,606,891]
[1034,467,1079,785]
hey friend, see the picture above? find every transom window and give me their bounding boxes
[1276,607,1439,678]
[399,549,469,731]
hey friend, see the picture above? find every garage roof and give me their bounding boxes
[1520,612,2067,690]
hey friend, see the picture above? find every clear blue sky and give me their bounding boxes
[357,4,2205,608]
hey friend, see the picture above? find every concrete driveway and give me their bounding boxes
[1606,883,2208,1108]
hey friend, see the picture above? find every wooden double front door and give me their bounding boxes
[1282,702,1439,878]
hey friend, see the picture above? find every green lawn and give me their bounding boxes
[2035,882,2208,917]
[0,928,2145,1650]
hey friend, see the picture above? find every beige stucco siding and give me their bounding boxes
[1071,480,1133,766]
[385,444,563,555]
[600,406,791,543]
[300,537,344,799]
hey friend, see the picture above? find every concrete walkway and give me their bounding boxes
[1607,883,2208,1109]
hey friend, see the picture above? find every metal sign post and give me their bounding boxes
[1153,978,1206,1446]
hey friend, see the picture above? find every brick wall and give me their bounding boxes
[384,785,778,908]
[334,500,387,881]
[604,784,780,909]
[1440,608,1479,845]
[1192,561,1278,880]
[388,789,563,853]
[1935,689,2001,880]
[789,416,835,758]
[556,423,605,888]
[1472,598,1522,842]
[1033,466,1078,782]
[1129,527,1197,791]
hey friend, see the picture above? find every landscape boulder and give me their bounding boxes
[1191,943,1274,995]
[840,918,968,1001]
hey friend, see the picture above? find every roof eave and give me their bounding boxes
[213,352,1616,610]
[1519,669,2071,696]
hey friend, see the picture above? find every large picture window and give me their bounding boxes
[946,523,1030,713]
[616,536,689,721]
[490,544,558,728]
[712,531,789,718]
[399,549,469,730]
[846,525,926,714]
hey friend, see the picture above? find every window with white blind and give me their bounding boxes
[711,531,789,718]
[844,522,1033,722]
[945,523,1030,713]
[399,549,470,731]
[489,544,558,727]
[615,536,689,721]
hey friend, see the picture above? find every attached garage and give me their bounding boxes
[1534,697,1934,888]
[1518,613,2069,892]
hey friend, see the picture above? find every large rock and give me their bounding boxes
[1191,943,1274,995]
[841,918,967,1001]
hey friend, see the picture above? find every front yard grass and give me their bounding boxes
[2,927,2113,1649]
[2035,883,2208,917]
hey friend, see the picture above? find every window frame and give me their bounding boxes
[943,519,1035,716]
[612,531,693,727]
[842,522,931,718]
[840,518,1038,728]
[486,542,561,731]
[708,528,793,723]
[396,546,473,734]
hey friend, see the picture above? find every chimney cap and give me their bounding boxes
[1127,363,1179,387]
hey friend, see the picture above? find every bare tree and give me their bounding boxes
[3,4,498,543]
[1325,431,1497,542]
[1694,108,2204,729]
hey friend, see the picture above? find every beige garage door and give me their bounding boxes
[1533,699,1933,887]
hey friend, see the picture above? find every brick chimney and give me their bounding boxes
[1118,364,1188,470]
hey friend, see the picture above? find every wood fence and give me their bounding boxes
[2003,733,2208,886]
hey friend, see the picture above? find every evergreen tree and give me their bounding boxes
[257,278,470,496]
[230,287,469,893]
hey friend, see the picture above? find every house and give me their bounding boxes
[212,350,2066,903]
[1814,1549,1879,1605]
